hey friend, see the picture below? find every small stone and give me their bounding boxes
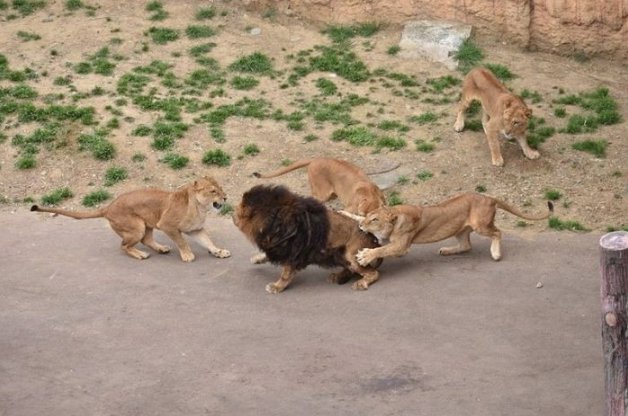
[250,27,261,36]
[536,282,543,288]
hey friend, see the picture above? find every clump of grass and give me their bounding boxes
[549,217,587,232]
[65,0,83,10]
[409,112,438,125]
[229,52,273,74]
[377,120,409,132]
[131,152,146,162]
[520,89,543,104]
[416,170,433,181]
[148,27,179,44]
[455,39,484,73]
[396,176,409,185]
[77,131,116,160]
[132,125,152,136]
[186,25,215,39]
[202,149,231,167]
[426,75,460,93]
[302,44,370,83]
[572,139,608,158]
[161,153,189,169]
[146,0,168,20]
[526,116,556,149]
[15,155,36,169]
[82,189,112,207]
[387,45,401,55]
[219,202,233,216]
[544,189,562,201]
[243,144,260,156]
[563,114,598,134]
[196,6,216,20]
[322,22,380,43]
[304,134,319,142]
[104,166,128,186]
[331,126,376,147]
[387,191,403,206]
[415,139,434,153]
[41,187,73,205]
[12,0,46,16]
[464,119,483,132]
[230,75,259,90]
[377,136,406,150]
[315,78,337,96]
[151,121,188,151]
[475,184,487,193]
[17,30,41,41]
[554,107,567,118]
[484,63,515,81]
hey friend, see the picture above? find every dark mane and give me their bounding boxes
[242,185,346,270]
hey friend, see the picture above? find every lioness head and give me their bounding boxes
[359,207,396,242]
[193,176,226,210]
[502,96,532,139]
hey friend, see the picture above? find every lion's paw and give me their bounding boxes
[356,248,373,267]
[453,120,464,132]
[211,248,231,258]
[352,280,369,291]
[180,252,195,262]
[524,149,540,160]
[250,252,268,264]
[491,157,505,167]
[265,283,283,294]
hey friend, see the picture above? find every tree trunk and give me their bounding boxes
[600,231,628,416]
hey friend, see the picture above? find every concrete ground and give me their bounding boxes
[1,209,604,415]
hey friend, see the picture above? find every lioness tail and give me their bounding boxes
[495,200,554,221]
[253,159,312,179]
[31,205,105,219]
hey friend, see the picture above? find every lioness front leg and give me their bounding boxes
[356,242,410,266]
[161,227,195,262]
[485,125,504,167]
[266,265,296,294]
[439,228,472,256]
[514,135,540,160]
[453,96,472,132]
[187,229,231,259]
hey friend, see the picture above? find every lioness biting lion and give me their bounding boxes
[347,192,553,266]
[233,184,382,293]
[453,67,538,167]
[31,176,231,262]
[253,158,385,216]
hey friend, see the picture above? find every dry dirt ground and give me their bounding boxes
[0,0,626,232]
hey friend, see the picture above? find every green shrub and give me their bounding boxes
[544,190,562,201]
[186,25,215,39]
[82,189,112,207]
[387,191,403,206]
[230,75,259,90]
[15,155,36,169]
[572,139,608,158]
[228,52,273,74]
[415,139,434,152]
[387,45,401,55]
[148,27,179,44]
[315,78,337,96]
[161,153,189,169]
[196,6,216,20]
[104,166,128,186]
[455,39,484,73]
[202,149,231,167]
[331,126,376,147]
[548,217,587,232]
[41,187,73,205]
[416,170,433,181]
[376,136,406,150]
[243,144,260,156]
[409,112,438,125]
[484,63,515,81]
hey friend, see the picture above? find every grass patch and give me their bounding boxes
[520,89,543,104]
[415,139,434,153]
[376,136,406,150]
[230,75,259,90]
[475,184,487,193]
[11,0,46,16]
[387,45,401,55]
[572,139,608,158]
[426,75,460,92]
[387,191,403,206]
[455,39,484,73]
[161,153,189,169]
[15,155,36,169]
[151,121,188,151]
[196,6,216,20]
[82,189,111,207]
[148,27,179,44]
[229,52,273,74]
[304,134,319,142]
[416,170,433,181]
[315,78,337,96]
[243,143,260,156]
[549,217,587,232]
[104,166,128,186]
[17,30,41,41]
[131,152,146,162]
[219,202,233,216]
[331,126,376,147]
[484,63,515,81]
[202,149,231,167]
[544,189,562,201]
[409,112,438,125]
[77,131,116,160]
[554,107,567,118]
[41,187,73,205]
[186,25,215,39]
[322,22,380,43]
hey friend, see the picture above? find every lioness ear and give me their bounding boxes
[525,108,533,117]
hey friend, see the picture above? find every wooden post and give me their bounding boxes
[601,231,628,416]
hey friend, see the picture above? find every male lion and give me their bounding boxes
[453,67,538,167]
[233,184,381,293]
[253,158,385,216]
[350,193,553,266]
[31,176,231,262]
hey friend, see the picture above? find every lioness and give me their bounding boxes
[453,67,538,167]
[233,185,381,293]
[31,176,231,262]
[351,193,553,266]
[253,158,385,216]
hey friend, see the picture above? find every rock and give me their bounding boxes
[398,20,472,70]
[249,27,262,36]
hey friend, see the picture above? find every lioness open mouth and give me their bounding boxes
[213,202,223,209]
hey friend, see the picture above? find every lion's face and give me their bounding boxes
[359,208,396,242]
[502,98,532,139]
[194,176,226,210]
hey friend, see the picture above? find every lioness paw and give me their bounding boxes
[250,252,268,264]
[453,119,464,132]
[356,248,373,266]
[180,252,195,262]
[265,283,283,294]
[211,248,231,258]
[352,280,369,291]
[524,149,540,160]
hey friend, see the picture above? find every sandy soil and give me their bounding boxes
[0,1,626,232]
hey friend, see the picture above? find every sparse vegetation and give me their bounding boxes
[104,166,128,186]
[415,139,435,153]
[229,52,273,74]
[161,153,189,170]
[243,144,260,156]
[148,27,179,44]
[484,63,515,81]
[41,187,73,205]
[455,39,484,73]
[572,139,608,158]
[202,149,231,167]
[387,45,401,56]
[409,112,438,125]
[416,170,433,181]
[322,22,380,43]
[231,76,259,90]
[387,191,403,206]
[196,6,216,20]
[82,189,112,207]
[549,217,587,232]
[544,190,562,201]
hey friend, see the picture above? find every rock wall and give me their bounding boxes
[235,0,627,62]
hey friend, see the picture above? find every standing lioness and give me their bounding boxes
[31,176,231,262]
[454,67,538,166]
[352,192,553,266]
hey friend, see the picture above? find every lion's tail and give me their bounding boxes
[495,199,554,221]
[252,159,313,179]
[31,205,106,219]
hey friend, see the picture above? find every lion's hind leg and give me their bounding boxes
[473,222,502,261]
[327,268,354,285]
[438,227,472,256]
[142,227,171,254]
[109,217,151,260]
